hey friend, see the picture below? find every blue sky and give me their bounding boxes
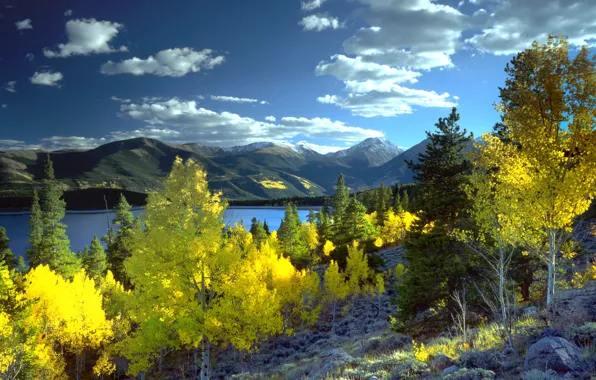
[0,0,595,153]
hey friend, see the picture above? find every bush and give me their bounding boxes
[443,368,496,380]
[361,334,412,355]
[389,359,430,380]
[456,349,503,372]
[520,369,558,380]
[565,322,596,346]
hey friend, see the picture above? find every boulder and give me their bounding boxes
[307,348,355,379]
[551,281,596,331]
[524,337,583,373]
[432,354,454,371]
[442,365,460,376]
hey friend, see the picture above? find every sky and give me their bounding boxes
[0,0,595,154]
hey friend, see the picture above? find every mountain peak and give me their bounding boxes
[327,136,402,167]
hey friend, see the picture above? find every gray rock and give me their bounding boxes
[524,337,583,373]
[432,354,454,371]
[442,365,460,376]
[307,348,355,379]
[551,281,596,331]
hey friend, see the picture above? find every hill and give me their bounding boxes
[0,137,423,206]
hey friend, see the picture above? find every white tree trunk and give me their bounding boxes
[546,230,557,306]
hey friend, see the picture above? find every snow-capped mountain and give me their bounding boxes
[327,137,403,167]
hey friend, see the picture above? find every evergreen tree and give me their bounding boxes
[82,235,107,279]
[336,196,373,248]
[393,190,403,213]
[16,256,27,273]
[35,155,80,278]
[331,174,349,239]
[0,227,16,269]
[26,189,43,267]
[106,194,135,286]
[263,220,270,235]
[278,204,308,264]
[249,218,268,247]
[307,210,317,224]
[401,191,409,212]
[316,205,332,247]
[398,107,477,320]
[361,191,373,213]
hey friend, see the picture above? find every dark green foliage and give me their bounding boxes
[0,226,16,269]
[335,196,374,250]
[401,191,409,212]
[278,204,308,265]
[27,156,80,278]
[331,174,349,233]
[316,204,332,246]
[374,183,391,226]
[393,190,403,213]
[249,217,268,247]
[105,194,136,287]
[307,209,317,224]
[82,235,107,278]
[398,108,477,320]
[263,220,270,235]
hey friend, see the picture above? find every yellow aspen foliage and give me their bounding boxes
[22,265,112,379]
[379,211,418,246]
[345,241,375,296]
[374,237,383,248]
[303,222,319,252]
[323,240,336,257]
[323,260,349,333]
[119,158,298,377]
[495,36,596,305]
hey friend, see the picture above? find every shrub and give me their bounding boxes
[389,359,430,380]
[443,368,496,379]
[565,322,596,346]
[520,369,558,380]
[456,349,503,372]
[361,334,412,355]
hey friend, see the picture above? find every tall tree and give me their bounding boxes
[336,196,374,248]
[249,217,268,247]
[331,174,349,238]
[398,107,477,320]
[0,227,16,269]
[82,235,108,279]
[26,189,43,267]
[316,205,332,248]
[401,190,410,212]
[493,36,596,305]
[278,204,308,266]
[105,194,135,286]
[374,183,388,226]
[393,189,403,213]
[263,220,270,235]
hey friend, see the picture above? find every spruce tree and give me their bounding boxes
[0,227,16,269]
[263,220,270,235]
[82,235,107,278]
[278,204,308,265]
[398,107,477,320]
[26,189,43,267]
[249,218,268,247]
[35,155,80,278]
[316,205,332,246]
[393,190,403,213]
[105,194,135,286]
[401,191,409,212]
[307,209,317,224]
[331,174,349,241]
[339,196,373,247]
[374,183,389,226]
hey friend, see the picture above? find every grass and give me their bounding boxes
[258,179,287,189]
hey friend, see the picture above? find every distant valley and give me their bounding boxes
[0,136,427,204]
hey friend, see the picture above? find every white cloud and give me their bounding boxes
[26,53,34,61]
[1,104,7,108]
[211,95,268,104]
[296,141,346,154]
[264,116,276,122]
[64,9,72,16]
[0,140,42,151]
[15,19,32,30]
[40,136,106,150]
[453,95,460,100]
[100,48,224,77]
[467,0,596,55]
[44,18,127,58]
[3,81,16,93]
[116,97,381,146]
[343,0,463,70]
[316,54,421,85]
[317,83,457,117]
[30,71,63,87]
[301,0,326,11]
[110,96,131,103]
[300,14,343,31]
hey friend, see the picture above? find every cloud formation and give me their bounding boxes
[316,55,420,85]
[301,0,326,11]
[100,48,225,77]
[211,95,268,104]
[30,71,63,87]
[40,136,107,150]
[264,116,276,122]
[44,18,127,58]
[3,81,16,93]
[64,9,72,16]
[300,14,343,31]
[15,19,32,30]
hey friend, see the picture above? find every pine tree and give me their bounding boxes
[263,220,270,235]
[0,227,16,269]
[331,174,349,239]
[82,235,107,279]
[398,107,477,320]
[26,189,43,267]
[105,194,135,286]
[249,218,268,247]
[307,210,317,224]
[278,204,308,265]
[401,191,409,212]
[375,183,388,226]
[35,155,80,278]
[316,205,332,247]
[393,190,403,213]
[336,196,374,249]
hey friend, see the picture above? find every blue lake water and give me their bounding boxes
[0,207,315,257]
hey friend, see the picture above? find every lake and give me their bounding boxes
[0,207,316,257]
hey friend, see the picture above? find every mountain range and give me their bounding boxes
[0,137,427,201]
